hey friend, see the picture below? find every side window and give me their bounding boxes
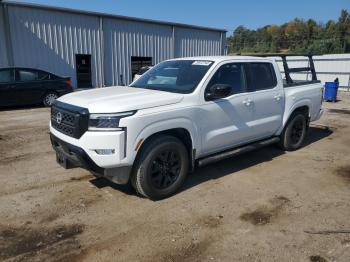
[207,63,246,95]
[18,69,38,82]
[37,70,50,80]
[49,73,59,80]
[0,69,13,83]
[247,63,277,92]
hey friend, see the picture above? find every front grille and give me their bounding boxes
[51,101,89,139]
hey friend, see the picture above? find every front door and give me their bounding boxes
[199,63,255,155]
[76,54,92,89]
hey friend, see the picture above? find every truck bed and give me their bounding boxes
[283,79,321,88]
[283,81,323,123]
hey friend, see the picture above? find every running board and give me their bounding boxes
[197,137,280,167]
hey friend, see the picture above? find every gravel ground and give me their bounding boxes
[0,92,349,262]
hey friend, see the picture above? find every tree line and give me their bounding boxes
[228,9,350,54]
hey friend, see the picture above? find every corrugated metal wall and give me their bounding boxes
[174,27,223,58]
[103,19,173,86]
[0,7,9,67]
[7,5,103,88]
[2,4,225,88]
[276,54,350,89]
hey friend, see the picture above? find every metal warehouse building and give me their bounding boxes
[0,1,226,88]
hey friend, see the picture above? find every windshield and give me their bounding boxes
[130,60,214,94]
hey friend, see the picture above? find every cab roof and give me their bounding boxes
[170,56,274,63]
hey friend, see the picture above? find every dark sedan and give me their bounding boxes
[0,67,73,107]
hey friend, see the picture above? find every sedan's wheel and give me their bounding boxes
[43,92,58,107]
[131,135,189,200]
[279,112,307,151]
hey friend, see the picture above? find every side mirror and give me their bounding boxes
[205,84,232,100]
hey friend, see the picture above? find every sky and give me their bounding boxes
[17,0,350,35]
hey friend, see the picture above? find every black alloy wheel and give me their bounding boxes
[149,149,181,189]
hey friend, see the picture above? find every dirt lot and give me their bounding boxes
[0,93,350,262]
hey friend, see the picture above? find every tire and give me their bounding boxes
[279,112,307,151]
[43,92,58,107]
[131,135,189,200]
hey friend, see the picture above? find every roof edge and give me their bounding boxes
[1,0,227,33]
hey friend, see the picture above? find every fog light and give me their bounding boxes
[95,149,115,155]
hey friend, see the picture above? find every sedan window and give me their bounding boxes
[0,70,12,83]
[18,70,38,82]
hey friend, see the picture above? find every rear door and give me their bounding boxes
[0,69,16,106]
[15,69,47,105]
[243,62,284,139]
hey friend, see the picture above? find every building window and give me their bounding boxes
[131,56,153,80]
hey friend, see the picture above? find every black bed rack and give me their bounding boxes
[237,53,319,84]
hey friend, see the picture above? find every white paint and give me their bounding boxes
[51,56,323,171]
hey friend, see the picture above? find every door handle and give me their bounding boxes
[274,94,282,101]
[243,98,253,106]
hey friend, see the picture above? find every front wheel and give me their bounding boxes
[131,135,189,200]
[279,112,307,151]
[43,92,58,107]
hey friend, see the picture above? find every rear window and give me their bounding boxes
[247,63,277,91]
[37,71,50,80]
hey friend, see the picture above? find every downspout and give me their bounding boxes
[220,32,223,55]
[99,16,105,87]
[2,3,14,66]
[172,25,175,58]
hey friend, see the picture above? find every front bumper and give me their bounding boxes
[50,134,132,184]
[50,122,128,168]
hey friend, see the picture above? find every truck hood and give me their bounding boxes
[58,86,184,113]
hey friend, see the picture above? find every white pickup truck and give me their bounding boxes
[50,55,323,199]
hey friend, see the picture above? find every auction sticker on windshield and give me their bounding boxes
[192,61,212,66]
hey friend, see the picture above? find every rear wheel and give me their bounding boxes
[131,135,189,200]
[43,92,58,107]
[279,112,307,151]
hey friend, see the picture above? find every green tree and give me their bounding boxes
[228,9,350,54]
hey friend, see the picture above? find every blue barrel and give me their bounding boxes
[324,82,339,102]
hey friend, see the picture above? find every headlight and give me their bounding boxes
[88,111,136,131]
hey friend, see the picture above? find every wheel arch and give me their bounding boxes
[133,126,197,172]
[277,100,311,135]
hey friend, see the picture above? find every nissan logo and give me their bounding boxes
[56,112,62,124]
